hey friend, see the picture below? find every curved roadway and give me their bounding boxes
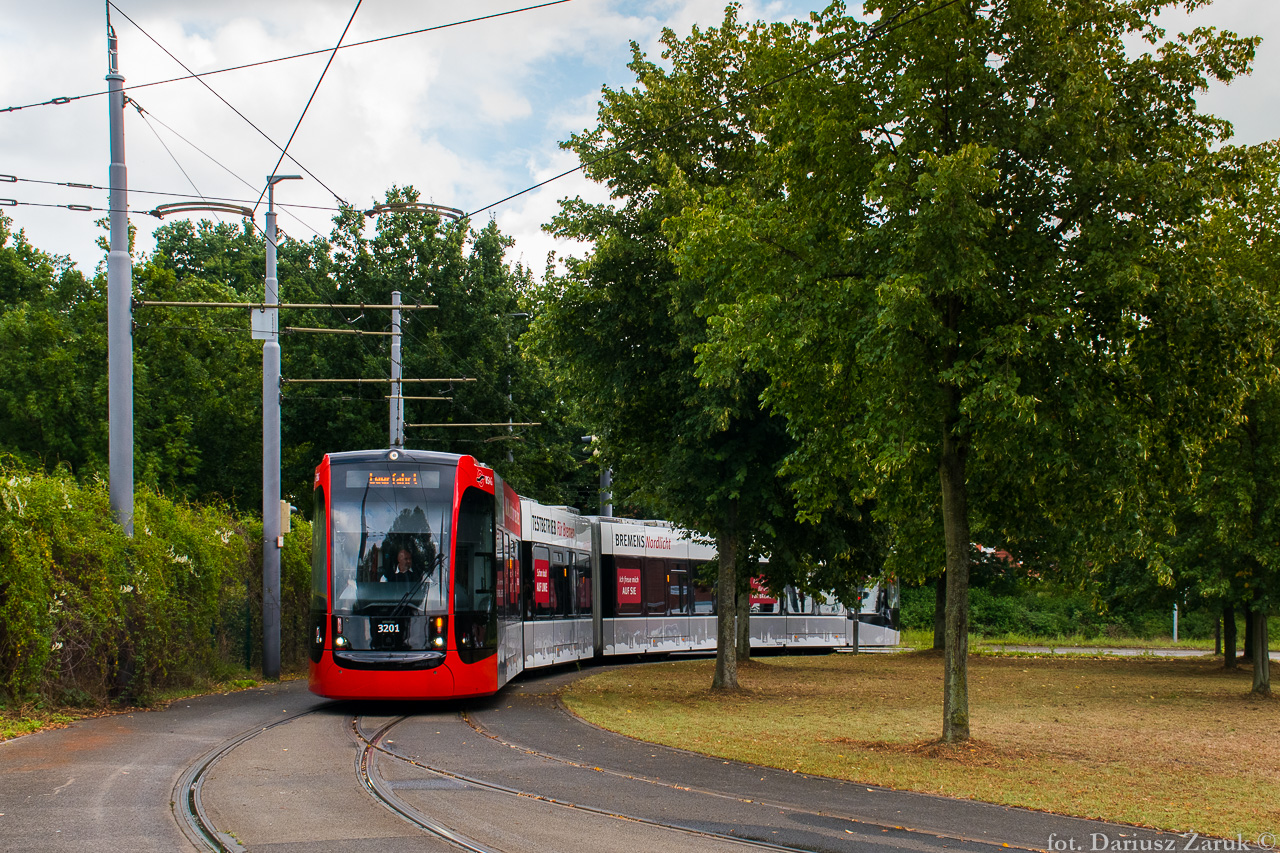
[0,667,1192,852]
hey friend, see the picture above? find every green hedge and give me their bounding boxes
[0,460,311,705]
[899,581,1225,641]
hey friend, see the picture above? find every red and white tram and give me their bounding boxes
[308,448,898,701]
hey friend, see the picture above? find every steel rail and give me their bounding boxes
[354,715,504,853]
[460,704,1056,853]
[353,715,817,853]
[172,708,321,853]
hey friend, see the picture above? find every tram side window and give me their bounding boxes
[615,557,642,616]
[310,485,328,663]
[552,550,572,617]
[815,592,844,616]
[643,559,667,615]
[532,545,552,618]
[693,561,715,615]
[693,584,715,614]
[506,534,521,619]
[496,531,506,615]
[574,552,592,616]
[785,588,814,615]
[667,562,688,615]
[311,486,328,609]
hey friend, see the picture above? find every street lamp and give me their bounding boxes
[262,174,301,681]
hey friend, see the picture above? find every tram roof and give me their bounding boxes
[324,448,472,467]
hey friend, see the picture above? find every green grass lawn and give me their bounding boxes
[898,627,1219,651]
[563,651,1277,838]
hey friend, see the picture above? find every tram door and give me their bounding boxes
[454,487,497,664]
[666,561,690,649]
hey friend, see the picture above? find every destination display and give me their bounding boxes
[345,469,441,488]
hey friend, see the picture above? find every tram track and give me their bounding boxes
[353,713,834,853]
[355,714,503,853]
[165,692,1131,853]
[353,710,1050,853]
[172,708,321,853]
[459,701,1058,853]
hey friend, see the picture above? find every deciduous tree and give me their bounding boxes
[668,0,1264,737]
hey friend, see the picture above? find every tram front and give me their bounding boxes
[309,449,466,699]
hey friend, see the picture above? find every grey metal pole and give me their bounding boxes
[262,181,281,680]
[390,290,404,448]
[601,467,613,517]
[106,24,134,537]
[261,174,298,679]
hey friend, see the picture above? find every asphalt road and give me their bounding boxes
[0,667,1215,853]
[0,681,328,852]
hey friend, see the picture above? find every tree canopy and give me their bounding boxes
[530,10,885,688]
[0,192,586,512]
[653,0,1268,734]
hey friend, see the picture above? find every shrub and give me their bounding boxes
[0,459,311,705]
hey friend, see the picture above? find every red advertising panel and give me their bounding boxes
[617,567,642,606]
[503,484,521,537]
[534,558,551,605]
[749,577,777,608]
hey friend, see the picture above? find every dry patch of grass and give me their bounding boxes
[562,652,1278,837]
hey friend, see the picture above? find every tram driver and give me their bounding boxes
[380,546,422,583]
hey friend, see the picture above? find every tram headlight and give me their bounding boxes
[429,615,447,650]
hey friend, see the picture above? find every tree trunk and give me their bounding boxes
[1243,601,1255,662]
[1223,601,1237,670]
[712,514,740,690]
[939,411,971,743]
[851,596,861,654]
[735,576,751,662]
[1251,607,1270,696]
[933,571,947,650]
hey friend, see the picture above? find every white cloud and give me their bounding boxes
[2,0,1276,277]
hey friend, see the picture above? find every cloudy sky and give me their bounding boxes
[1,0,1277,276]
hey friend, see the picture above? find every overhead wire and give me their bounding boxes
[465,0,965,218]
[130,99,220,226]
[114,106,330,238]
[2,0,576,115]
[20,0,955,461]
[8,173,343,215]
[104,0,348,206]
[255,0,362,214]
[394,311,551,452]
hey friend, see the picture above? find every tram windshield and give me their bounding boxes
[329,463,454,617]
